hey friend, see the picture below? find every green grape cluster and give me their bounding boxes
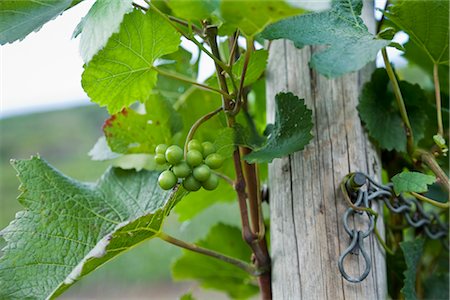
[155,139,224,191]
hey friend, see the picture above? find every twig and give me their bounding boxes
[154,67,230,98]
[204,26,233,111]
[411,192,449,209]
[158,232,258,275]
[232,37,253,116]
[381,48,415,155]
[183,107,223,156]
[433,64,444,137]
[212,171,234,186]
[168,16,203,35]
[415,149,450,194]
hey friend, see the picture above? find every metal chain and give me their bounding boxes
[338,172,449,283]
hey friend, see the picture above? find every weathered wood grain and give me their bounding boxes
[266,4,386,299]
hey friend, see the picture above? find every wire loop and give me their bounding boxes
[339,172,449,283]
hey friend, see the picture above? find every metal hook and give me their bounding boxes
[338,230,372,283]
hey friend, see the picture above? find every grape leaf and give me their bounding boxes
[385,0,449,66]
[424,273,450,300]
[244,92,313,163]
[81,9,181,114]
[261,0,391,77]
[172,223,259,299]
[358,68,428,152]
[400,239,425,300]
[231,49,268,88]
[0,157,187,299]
[103,95,182,154]
[166,0,219,21]
[392,171,436,196]
[219,0,304,37]
[74,0,134,63]
[0,0,74,44]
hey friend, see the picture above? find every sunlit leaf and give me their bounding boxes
[392,171,436,196]
[82,9,181,113]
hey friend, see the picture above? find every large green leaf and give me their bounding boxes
[74,0,134,63]
[385,0,449,66]
[244,92,313,163]
[0,0,74,44]
[261,0,390,77]
[0,157,186,299]
[81,9,181,114]
[424,273,449,300]
[400,239,425,300]
[358,68,429,152]
[103,95,182,154]
[219,0,304,37]
[172,223,259,299]
[392,171,436,196]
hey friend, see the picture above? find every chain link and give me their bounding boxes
[338,172,449,283]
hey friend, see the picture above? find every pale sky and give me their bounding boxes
[1,0,95,118]
[0,0,401,118]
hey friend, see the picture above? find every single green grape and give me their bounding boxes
[202,173,219,190]
[158,170,177,190]
[165,145,183,165]
[186,150,203,167]
[183,175,202,191]
[202,141,216,158]
[173,161,191,178]
[205,153,224,169]
[187,139,203,153]
[155,144,168,155]
[193,164,211,182]
[155,153,167,165]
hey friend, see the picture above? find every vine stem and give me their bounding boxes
[232,37,253,116]
[153,67,230,98]
[205,25,272,300]
[211,171,234,186]
[411,192,449,209]
[158,232,258,275]
[414,149,450,193]
[433,64,444,137]
[381,48,415,155]
[183,107,223,157]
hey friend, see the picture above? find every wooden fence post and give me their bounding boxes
[266,2,387,299]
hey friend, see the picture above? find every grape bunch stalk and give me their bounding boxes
[155,139,224,191]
